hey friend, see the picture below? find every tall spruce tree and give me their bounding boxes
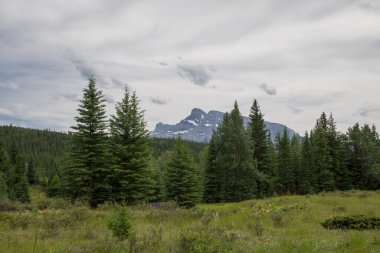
[313,127,335,191]
[298,132,313,194]
[166,138,200,208]
[62,78,110,207]
[218,102,257,202]
[109,88,154,204]
[203,133,222,203]
[276,128,295,194]
[248,99,269,173]
[27,159,35,184]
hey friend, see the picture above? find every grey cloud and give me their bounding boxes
[259,83,277,95]
[150,96,169,105]
[357,107,380,117]
[177,64,211,86]
[111,78,129,89]
[104,94,115,104]
[288,105,302,114]
[158,62,168,66]
[57,92,78,102]
[63,50,96,80]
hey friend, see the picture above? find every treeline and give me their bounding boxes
[1,78,379,207]
[204,101,380,203]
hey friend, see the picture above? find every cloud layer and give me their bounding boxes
[1,0,380,133]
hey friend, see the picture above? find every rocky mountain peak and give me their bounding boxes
[151,108,299,143]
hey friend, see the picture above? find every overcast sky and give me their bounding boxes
[1,0,380,134]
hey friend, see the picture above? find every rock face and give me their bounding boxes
[151,108,299,143]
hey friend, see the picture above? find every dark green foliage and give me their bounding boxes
[0,125,68,182]
[203,134,222,203]
[150,138,206,161]
[321,215,380,230]
[109,88,154,204]
[62,78,110,207]
[205,102,257,203]
[108,206,132,240]
[14,173,30,203]
[27,159,35,184]
[248,99,270,174]
[166,139,200,208]
[0,172,8,200]
[276,128,295,194]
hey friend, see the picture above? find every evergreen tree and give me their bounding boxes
[27,159,35,184]
[276,128,295,194]
[203,133,222,203]
[0,172,8,200]
[166,139,200,208]
[62,78,110,207]
[218,102,257,202]
[248,99,270,173]
[298,132,313,194]
[313,127,335,191]
[14,172,30,203]
[109,88,154,204]
[290,136,301,193]
[0,149,16,200]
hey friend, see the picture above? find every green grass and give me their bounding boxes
[1,188,379,253]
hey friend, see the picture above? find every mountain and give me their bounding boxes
[151,108,299,143]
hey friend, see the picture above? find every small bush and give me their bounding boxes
[108,206,131,240]
[322,215,380,230]
[271,211,285,227]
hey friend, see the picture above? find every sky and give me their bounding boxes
[1,0,380,134]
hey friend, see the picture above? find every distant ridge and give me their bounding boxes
[151,108,299,143]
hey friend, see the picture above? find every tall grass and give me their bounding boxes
[0,189,379,252]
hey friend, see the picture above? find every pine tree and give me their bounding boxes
[313,127,335,191]
[218,102,257,202]
[62,78,110,207]
[109,88,154,204]
[276,128,295,194]
[0,172,8,200]
[27,159,35,184]
[0,149,16,200]
[203,133,222,203]
[298,132,313,194]
[290,136,301,194]
[15,172,30,203]
[248,99,270,173]
[166,139,200,208]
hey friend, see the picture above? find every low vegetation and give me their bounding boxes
[0,187,379,253]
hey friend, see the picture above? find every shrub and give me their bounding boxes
[322,215,380,230]
[108,206,131,240]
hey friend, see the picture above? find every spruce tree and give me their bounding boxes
[166,138,200,208]
[276,128,295,194]
[248,99,270,173]
[27,159,35,184]
[0,172,8,200]
[313,127,335,191]
[62,78,110,207]
[109,88,154,204]
[0,149,16,200]
[15,172,30,203]
[218,102,257,202]
[203,133,222,203]
[298,132,313,194]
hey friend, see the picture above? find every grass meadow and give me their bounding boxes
[0,187,379,253]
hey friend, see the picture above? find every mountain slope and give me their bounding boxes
[151,108,299,143]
